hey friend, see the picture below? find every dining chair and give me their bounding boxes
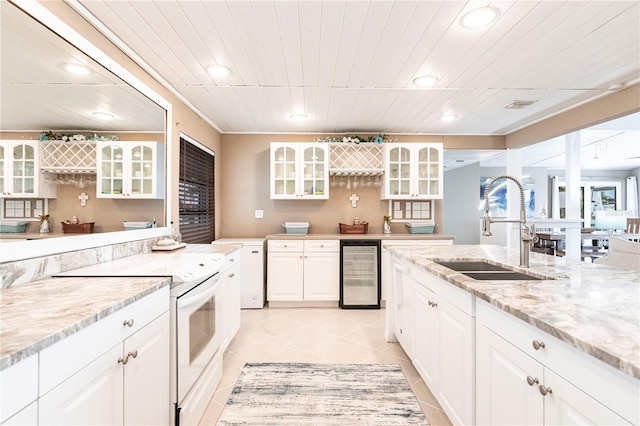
[626,218,640,242]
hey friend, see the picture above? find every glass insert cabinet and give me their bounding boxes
[270,143,329,200]
[0,140,56,198]
[382,143,443,200]
[97,141,164,199]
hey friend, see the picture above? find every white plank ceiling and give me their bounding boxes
[1,1,638,171]
[75,0,640,136]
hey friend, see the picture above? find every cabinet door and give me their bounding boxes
[391,260,414,359]
[127,143,157,198]
[267,252,303,300]
[1,401,38,426]
[384,145,412,199]
[543,369,630,425]
[299,144,328,199]
[97,142,162,198]
[413,282,437,389]
[0,142,36,197]
[270,143,299,199]
[303,251,339,300]
[476,325,544,426]
[123,311,170,426]
[220,263,242,351]
[437,296,474,425]
[39,344,124,425]
[415,144,443,199]
[97,143,126,197]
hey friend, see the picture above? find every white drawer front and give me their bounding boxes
[268,240,303,252]
[0,353,38,423]
[39,286,169,396]
[304,240,339,252]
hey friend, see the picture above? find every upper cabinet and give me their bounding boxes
[382,143,443,200]
[270,143,329,200]
[97,141,164,199]
[0,140,56,198]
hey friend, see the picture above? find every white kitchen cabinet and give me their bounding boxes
[303,240,339,300]
[391,257,414,359]
[411,269,474,425]
[1,401,38,426]
[0,353,38,424]
[219,249,242,352]
[37,287,170,425]
[476,299,636,425]
[212,239,265,309]
[382,143,443,199]
[96,141,164,199]
[0,140,56,198]
[267,240,339,303]
[270,143,329,200]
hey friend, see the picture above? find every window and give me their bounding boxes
[179,137,215,243]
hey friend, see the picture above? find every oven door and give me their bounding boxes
[176,275,222,403]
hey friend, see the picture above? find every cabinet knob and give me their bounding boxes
[127,350,138,359]
[123,319,134,328]
[539,385,552,396]
[118,355,129,365]
[532,340,545,350]
[526,376,539,386]
[228,273,235,278]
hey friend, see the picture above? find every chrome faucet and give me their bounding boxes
[482,175,538,268]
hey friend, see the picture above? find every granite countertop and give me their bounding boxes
[0,276,170,370]
[266,233,455,241]
[386,244,640,379]
[0,243,241,370]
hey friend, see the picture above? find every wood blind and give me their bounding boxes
[179,138,215,243]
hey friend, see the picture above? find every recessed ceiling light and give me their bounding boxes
[412,75,439,87]
[207,65,231,78]
[63,63,92,75]
[459,6,500,28]
[289,113,307,121]
[92,111,114,120]
[440,114,457,122]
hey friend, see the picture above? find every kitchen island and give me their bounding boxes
[386,243,639,425]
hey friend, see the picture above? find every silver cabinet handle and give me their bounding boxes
[123,319,134,328]
[228,273,235,278]
[539,385,552,396]
[118,355,129,365]
[128,350,138,359]
[526,376,539,386]
[532,340,545,350]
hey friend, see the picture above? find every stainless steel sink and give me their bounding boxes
[434,261,511,272]
[461,271,542,281]
[434,260,546,281]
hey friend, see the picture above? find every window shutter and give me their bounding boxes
[179,138,215,243]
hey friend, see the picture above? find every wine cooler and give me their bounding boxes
[339,240,381,309]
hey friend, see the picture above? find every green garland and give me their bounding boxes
[315,134,390,144]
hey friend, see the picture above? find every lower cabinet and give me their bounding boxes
[391,257,414,359]
[39,311,170,425]
[267,240,339,302]
[412,270,474,425]
[476,299,636,425]
[220,250,242,352]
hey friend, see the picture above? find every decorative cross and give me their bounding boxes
[78,192,89,207]
[349,193,359,208]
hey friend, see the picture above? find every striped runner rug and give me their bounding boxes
[217,362,428,425]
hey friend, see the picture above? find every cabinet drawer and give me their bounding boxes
[477,299,639,424]
[411,267,473,315]
[39,286,169,396]
[268,240,303,252]
[0,353,38,423]
[304,240,339,252]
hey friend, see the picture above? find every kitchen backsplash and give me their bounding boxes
[0,237,162,288]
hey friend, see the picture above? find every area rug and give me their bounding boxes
[216,362,428,425]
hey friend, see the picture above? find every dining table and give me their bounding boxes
[535,231,640,258]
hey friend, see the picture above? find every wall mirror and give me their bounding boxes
[1,1,170,262]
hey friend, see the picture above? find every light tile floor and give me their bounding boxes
[198,306,452,425]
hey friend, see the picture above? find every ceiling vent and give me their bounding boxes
[505,100,537,109]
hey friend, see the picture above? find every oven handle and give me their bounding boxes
[177,279,219,309]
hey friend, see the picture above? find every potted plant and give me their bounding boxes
[383,215,392,234]
[39,214,50,233]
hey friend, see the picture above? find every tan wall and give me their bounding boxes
[219,134,505,237]
[506,83,640,148]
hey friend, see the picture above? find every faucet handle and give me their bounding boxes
[524,224,539,244]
